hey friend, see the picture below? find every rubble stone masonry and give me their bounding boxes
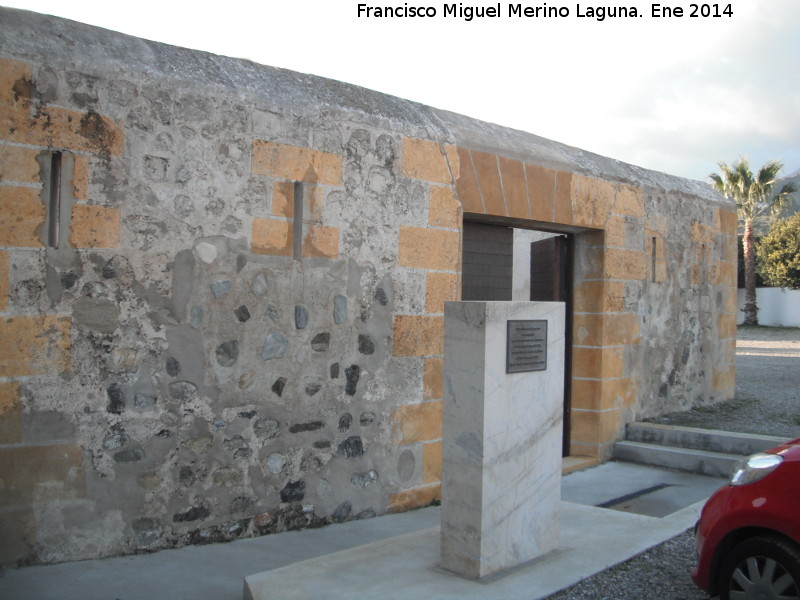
[0,7,736,566]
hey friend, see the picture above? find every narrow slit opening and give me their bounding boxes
[48,151,63,248]
[651,236,657,282]
[293,181,303,260]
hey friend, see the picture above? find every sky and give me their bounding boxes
[4,0,800,182]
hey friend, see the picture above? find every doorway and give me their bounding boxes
[461,221,574,455]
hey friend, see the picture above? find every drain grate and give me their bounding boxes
[595,483,674,509]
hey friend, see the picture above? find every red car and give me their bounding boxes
[692,438,800,600]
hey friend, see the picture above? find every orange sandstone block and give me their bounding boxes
[72,155,89,200]
[614,185,644,217]
[398,226,460,271]
[605,215,629,248]
[526,163,556,222]
[718,208,738,236]
[718,340,736,370]
[713,261,736,287]
[393,315,444,357]
[252,140,342,185]
[0,58,33,108]
[572,378,635,411]
[554,170,573,225]
[604,281,626,313]
[594,181,617,226]
[273,181,296,218]
[5,106,124,156]
[498,156,530,219]
[573,280,605,313]
[576,176,617,229]
[422,441,443,483]
[691,222,714,245]
[252,217,293,256]
[574,280,625,313]
[573,313,604,346]
[0,186,45,247]
[0,316,71,377]
[426,272,460,314]
[570,408,621,447]
[388,484,441,513]
[428,185,461,229]
[722,288,738,314]
[572,345,624,380]
[718,313,737,340]
[402,137,452,184]
[302,225,338,259]
[0,145,39,183]
[392,400,443,443]
[70,205,120,248]
[571,379,603,411]
[423,357,444,400]
[604,248,646,280]
[570,174,598,228]
[657,262,668,283]
[453,147,483,214]
[444,145,460,180]
[572,346,602,379]
[471,150,505,217]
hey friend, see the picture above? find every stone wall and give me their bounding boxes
[0,7,736,566]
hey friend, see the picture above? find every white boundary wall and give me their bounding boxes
[737,288,800,326]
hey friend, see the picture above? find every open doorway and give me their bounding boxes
[462,220,574,456]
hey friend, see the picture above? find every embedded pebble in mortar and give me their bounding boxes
[195,241,218,263]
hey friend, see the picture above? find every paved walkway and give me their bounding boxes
[1,462,725,600]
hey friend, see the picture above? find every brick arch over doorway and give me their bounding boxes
[388,137,737,511]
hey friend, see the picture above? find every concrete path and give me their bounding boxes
[0,462,726,600]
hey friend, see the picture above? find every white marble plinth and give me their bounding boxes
[440,301,565,579]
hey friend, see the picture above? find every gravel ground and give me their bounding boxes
[544,529,706,600]
[545,326,800,600]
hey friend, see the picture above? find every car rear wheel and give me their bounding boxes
[719,536,800,600]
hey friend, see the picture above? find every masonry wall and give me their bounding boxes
[0,8,736,566]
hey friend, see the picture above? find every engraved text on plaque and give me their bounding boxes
[506,320,547,373]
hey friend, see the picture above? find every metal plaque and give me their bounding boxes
[506,320,547,373]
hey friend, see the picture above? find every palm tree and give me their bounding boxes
[709,158,798,325]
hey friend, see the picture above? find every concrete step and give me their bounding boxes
[613,423,790,477]
[613,441,740,479]
[625,422,788,456]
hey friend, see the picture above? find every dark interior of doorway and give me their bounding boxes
[461,221,574,456]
